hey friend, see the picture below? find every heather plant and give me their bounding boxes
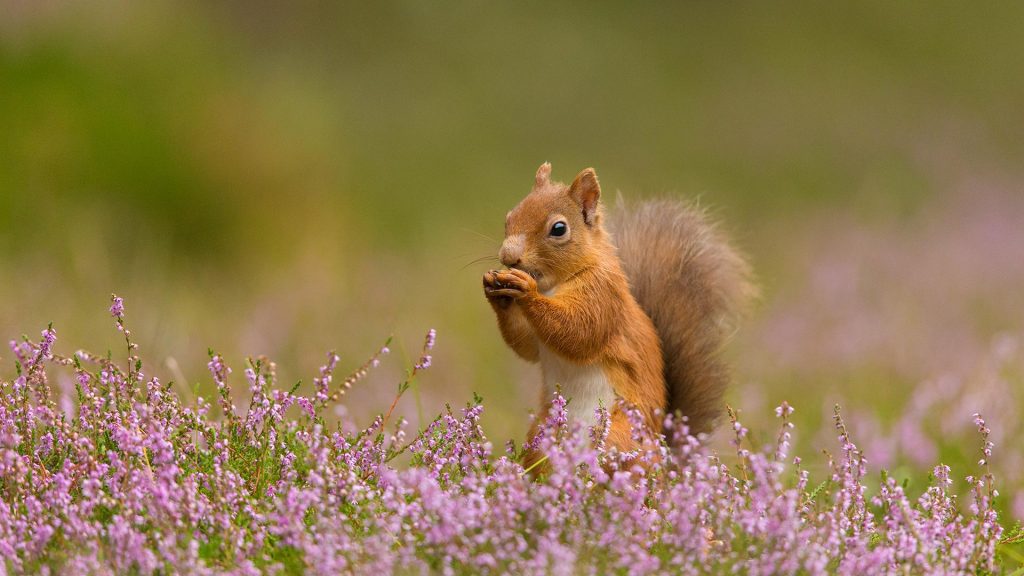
[740,186,1024,525]
[0,297,1018,574]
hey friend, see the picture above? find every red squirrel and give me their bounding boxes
[483,163,755,470]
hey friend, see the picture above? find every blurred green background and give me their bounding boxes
[2,0,1023,499]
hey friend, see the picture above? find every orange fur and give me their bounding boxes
[483,164,754,470]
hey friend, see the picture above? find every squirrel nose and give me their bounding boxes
[499,250,521,268]
[499,235,525,268]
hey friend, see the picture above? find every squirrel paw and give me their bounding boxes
[483,270,513,309]
[483,269,536,304]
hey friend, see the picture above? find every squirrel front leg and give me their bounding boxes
[519,277,618,363]
[521,294,613,362]
[484,270,540,362]
[488,268,617,362]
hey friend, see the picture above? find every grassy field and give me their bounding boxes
[2,1,1023,570]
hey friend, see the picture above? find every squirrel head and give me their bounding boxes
[499,163,608,293]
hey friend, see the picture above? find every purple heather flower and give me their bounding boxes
[411,330,437,372]
[414,355,432,371]
[296,397,315,418]
[38,328,56,359]
[109,295,125,319]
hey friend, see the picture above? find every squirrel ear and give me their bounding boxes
[535,162,552,186]
[568,168,601,225]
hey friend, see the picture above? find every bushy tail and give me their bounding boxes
[609,199,757,437]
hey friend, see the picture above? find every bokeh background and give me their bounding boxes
[3,2,1023,517]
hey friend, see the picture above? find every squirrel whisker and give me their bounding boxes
[460,254,500,271]
[459,227,501,246]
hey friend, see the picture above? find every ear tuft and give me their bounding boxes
[569,167,601,225]
[535,162,552,186]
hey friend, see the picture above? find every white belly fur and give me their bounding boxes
[538,343,617,426]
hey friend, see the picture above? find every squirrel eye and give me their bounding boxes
[549,221,568,237]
